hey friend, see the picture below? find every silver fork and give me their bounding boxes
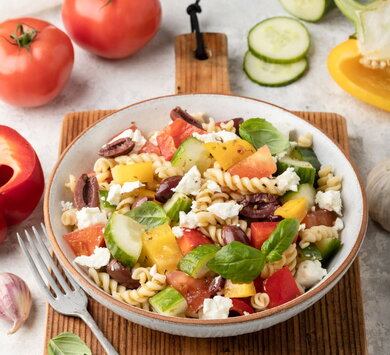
[17,224,118,355]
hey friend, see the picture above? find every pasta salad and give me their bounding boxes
[61,107,344,319]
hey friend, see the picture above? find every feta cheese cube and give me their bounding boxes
[76,207,107,230]
[149,131,159,146]
[333,217,344,231]
[206,180,221,192]
[172,166,202,196]
[106,184,122,205]
[295,260,327,289]
[121,181,145,193]
[207,201,242,220]
[315,190,343,216]
[107,128,146,153]
[74,247,110,269]
[172,226,184,238]
[199,296,233,320]
[179,211,199,229]
[192,130,239,143]
[275,167,300,193]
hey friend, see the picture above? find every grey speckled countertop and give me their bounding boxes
[0,1,389,354]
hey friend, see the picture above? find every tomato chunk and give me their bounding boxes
[64,223,106,256]
[229,298,255,316]
[263,267,302,308]
[303,207,338,229]
[157,131,176,160]
[166,271,212,314]
[139,141,161,155]
[177,228,212,255]
[228,145,276,179]
[250,222,279,249]
[165,118,205,147]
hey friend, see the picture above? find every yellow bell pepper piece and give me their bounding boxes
[204,139,256,170]
[224,279,256,298]
[111,162,154,184]
[328,39,390,112]
[141,224,182,274]
[274,197,308,222]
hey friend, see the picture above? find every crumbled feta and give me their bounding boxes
[192,130,239,143]
[172,226,184,238]
[150,264,158,278]
[60,201,73,211]
[207,201,242,220]
[76,207,107,230]
[275,167,300,192]
[295,260,327,289]
[333,217,344,231]
[298,223,306,232]
[179,211,199,229]
[315,190,343,216]
[149,131,159,146]
[172,166,202,196]
[74,247,110,269]
[121,181,145,193]
[107,128,146,153]
[199,296,233,320]
[106,184,122,205]
[206,180,221,192]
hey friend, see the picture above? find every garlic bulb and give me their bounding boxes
[0,273,32,334]
[366,158,390,232]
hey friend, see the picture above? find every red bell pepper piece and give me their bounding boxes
[263,267,302,308]
[0,126,44,243]
[250,222,279,249]
[229,298,255,316]
[176,228,212,255]
[64,223,106,256]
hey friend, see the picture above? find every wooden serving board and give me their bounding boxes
[44,33,367,354]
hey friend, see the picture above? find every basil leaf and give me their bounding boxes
[239,118,290,154]
[126,201,170,230]
[261,218,300,263]
[207,241,265,282]
[48,332,91,355]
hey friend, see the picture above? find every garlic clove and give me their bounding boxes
[0,272,32,334]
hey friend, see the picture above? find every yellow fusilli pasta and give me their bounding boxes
[202,117,236,133]
[61,209,77,226]
[297,133,313,148]
[299,225,338,249]
[251,292,270,311]
[115,196,135,214]
[261,243,297,278]
[317,165,342,191]
[193,183,229,212]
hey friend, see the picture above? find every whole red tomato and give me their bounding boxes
[62,0,161,59]
[0,18,74,107]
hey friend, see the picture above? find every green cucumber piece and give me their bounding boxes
[315,237,343,264]
[243,51,308,87]
[248,17,310,64]
[179,244,220,278]
[104,213,145,268]
[163,192,192,222]
[277,156,316,185]
[281,183,316,209]
[99,190,116,211]
[171,137,213,173]
[279,0,335,22]
[291,146,321,172]
[297,244,322,263]
[149,286,188,317]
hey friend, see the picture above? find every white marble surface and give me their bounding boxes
[0,1,388,354]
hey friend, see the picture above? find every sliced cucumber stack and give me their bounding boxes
[163,192,192,222]
[244,16,310,86]
[281,183,316,209]
[277,156,316,185]
[179,244,220,278]
[149,286,188,317]
[279,0,334,22]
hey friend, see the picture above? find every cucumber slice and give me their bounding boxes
[279,0,334,22]
[99,190,116,212]
[163,192,192,222]
[104,213,145,267]
[281,183,316,209]
[297,244,322,263]
[171,137,213,173]
[149,286,188,317]
[291,146,321,172]
[277,156,316,185]
[243,51,308,87]
[179,244,220,278]
[315,237,343,264]
[248,17,310,64]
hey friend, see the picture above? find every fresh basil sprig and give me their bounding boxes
[126,201,170,230]
[261,218,300,263]
[48,332,91,355]
[239,118,290,154]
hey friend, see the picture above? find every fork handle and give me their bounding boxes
[77,310,119,355]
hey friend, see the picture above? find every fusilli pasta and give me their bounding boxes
[317,165,342,191]
[61,209,77,227]
[299,225,338,249]
[65,174,77,192]
[261,243,297,278]
[251,292,270,311]
[202,117,236,133]
[297,133,313,148]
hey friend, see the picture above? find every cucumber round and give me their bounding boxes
[279,0,334,22]
[163,192,192,222]
[281,183,316,209]
[316,237,343,264]
[277,156,316,185]
[291,146,321,172]
[248,17,310,64]
[243,51,308,87]
[179,244,220,278]
[104,213,145,267]
[149,286,188,317]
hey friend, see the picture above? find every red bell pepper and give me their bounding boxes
[0,126,44,243]
[230,298,255,316]
[263,267,302,308]
[250,222,279,249]
[176,228,212,255]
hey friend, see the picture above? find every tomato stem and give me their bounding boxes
[6,23,38,52]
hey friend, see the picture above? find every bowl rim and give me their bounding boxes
[44,93,368,325]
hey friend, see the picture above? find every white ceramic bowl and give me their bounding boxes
[44,94,367,337]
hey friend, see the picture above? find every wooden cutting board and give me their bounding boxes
[44,33,367,354]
